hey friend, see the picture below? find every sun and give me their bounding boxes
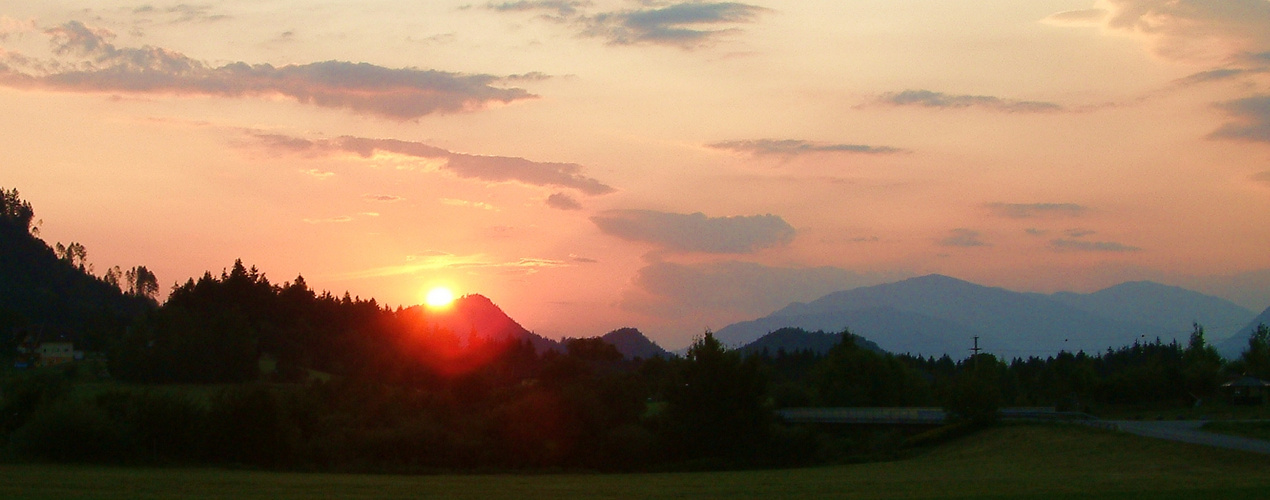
[424,286,456,308]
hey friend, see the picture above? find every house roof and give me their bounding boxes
[1221,376,1270,388]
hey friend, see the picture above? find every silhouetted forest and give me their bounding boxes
[3,187,1270,471]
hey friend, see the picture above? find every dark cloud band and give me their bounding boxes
[709,139,907,157]
[489,1,768,48]
[591,209,795,253]
[879,89,1063,113]
[986,202,1088,218]
[250,132,615,195]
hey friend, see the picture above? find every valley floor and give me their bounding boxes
[3,424,1270,499]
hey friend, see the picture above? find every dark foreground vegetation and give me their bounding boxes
[3,188,1270,473]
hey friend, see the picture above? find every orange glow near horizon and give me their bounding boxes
[424,286,456,308]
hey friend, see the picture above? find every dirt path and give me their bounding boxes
[1109,420,1270,455]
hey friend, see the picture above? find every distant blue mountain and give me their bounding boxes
[1048,281,1254,341]
[715,274,1254,359]
[1216,306,1270,359]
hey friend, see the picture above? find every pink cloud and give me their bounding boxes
[0,21,535,120]
[248,132,616,195]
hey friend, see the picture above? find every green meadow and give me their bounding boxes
[3,424,1268,500]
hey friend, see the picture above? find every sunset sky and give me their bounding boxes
[3,0,1269,348]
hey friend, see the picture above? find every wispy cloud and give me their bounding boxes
[878,90,1063,113]
[302,215,353,224]
[545,192,583,210]
[487,1,768,49]
[1174,67,1264,85]
[364,194,404,202]
[1211,95,1270,143]
[986,202,1088,218]
[1051,239,1141,252]
[301,169,335,180]
[487,1,590,19]
[339,253,570,279]
[1092,0,1270,63]
[133,4,231,24]
[1251,170,1270,186]
[591,209,795,253]
[0,16,36,39]
[246,132,616,195]
[569,253,598,263]
[1042,8,1109,26]
[0,21,535,120]
[939,228,989,247]
[708,139,907,157]
[441,198,498,211]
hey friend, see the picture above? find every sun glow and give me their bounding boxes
[424,286,456,308]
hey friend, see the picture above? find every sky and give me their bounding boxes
[2,0,1269,349]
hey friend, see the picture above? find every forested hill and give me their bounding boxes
[738,327,885,357]
[0,188,153,352]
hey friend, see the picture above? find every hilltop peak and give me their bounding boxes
[601,327,669,359]
[415,293,559,352]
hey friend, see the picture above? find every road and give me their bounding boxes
[1109,420,1270,455]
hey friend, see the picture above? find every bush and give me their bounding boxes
[93,390,208,463]
[9,398,124,462]
[205,385,298,467]
[0,371,70,437]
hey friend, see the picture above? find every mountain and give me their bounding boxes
[600,327,669,359]
[1216,305,1270,359]
[716,274,1248,359]
[1048,281,1254,341]
[737,327,884,357]
[417,294,560,352]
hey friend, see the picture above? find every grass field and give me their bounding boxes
[1204,421,1270,442]
[2,424,1269,499]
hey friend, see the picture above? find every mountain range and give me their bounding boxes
[437,275,1265,361]
[420,297,673,359]
[714,274,1258,359]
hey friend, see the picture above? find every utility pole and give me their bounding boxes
[971,336,981,369]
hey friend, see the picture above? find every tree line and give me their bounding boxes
[3,187,1269,471]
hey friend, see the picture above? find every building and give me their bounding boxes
[1221,376,1270,405]
[12,327,82,368]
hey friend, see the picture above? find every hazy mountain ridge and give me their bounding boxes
[1216,305,1270,359]
[720,305,984,357]
[716,274,1257,359]
[1048,281,1254,336]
